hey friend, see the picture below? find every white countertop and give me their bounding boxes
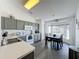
[0,41,35,59]
[69,46,79,52]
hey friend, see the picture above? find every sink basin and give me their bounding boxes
[7,38,21,44]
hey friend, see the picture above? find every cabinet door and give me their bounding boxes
[1,17,5,29]
[16,20,25,30]
[25,21,29,25]
[19,36,26,41]
[34,34,38,42]
[37,34,40,41]
[21,52,34,59]
[5,17,16,29]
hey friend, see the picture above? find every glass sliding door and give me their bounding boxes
[51,25,64,35]
[48,26,52,34]
[66,25,69,40]
[51,25,70,40]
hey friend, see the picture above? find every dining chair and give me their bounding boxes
[59,35,63,48]
[45,36,52,47]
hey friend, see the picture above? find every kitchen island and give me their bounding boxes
[0,41,35,59]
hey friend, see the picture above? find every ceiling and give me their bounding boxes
[0,0,37,22]
[0,0,78,22]
[29,0,78,21]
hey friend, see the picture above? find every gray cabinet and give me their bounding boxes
[25,22,29,25]
[1,17,39,31]
[21,52,34,59]
[25,22,33,26]
[16,20,25,30]
[69,46,79,59]
[1,17,17,29]
[5,17,17,29]
[25,22,32,26]
[1,17,5,29]
[7,38,21,44]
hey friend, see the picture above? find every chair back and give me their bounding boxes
[60,35,63,42]
[45,36,52,41]
[53,34,56,37]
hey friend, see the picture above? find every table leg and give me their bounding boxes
[57,42,59,50]
[50,41,52,48]
[53,42,55,48]
[45,39,47,46]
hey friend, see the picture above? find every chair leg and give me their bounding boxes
[57,42,59,50]
[45,39,47,46]
[53,42,56,48]
[50,41,52,48]
[60,42,63,49]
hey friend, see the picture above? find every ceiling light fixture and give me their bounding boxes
[24,0,40,10]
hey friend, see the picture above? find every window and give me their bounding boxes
[48,26,51,34]
[52,26,64,34]
[51,25,70,40]
[66,25,69,40]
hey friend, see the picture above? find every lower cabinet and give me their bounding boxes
[7,38,21,44]
[69,47,79,59]
[34,33,41,42]
[19,36,26,41]
[20,52,34,59]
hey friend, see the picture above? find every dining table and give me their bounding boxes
[45,35,63,50]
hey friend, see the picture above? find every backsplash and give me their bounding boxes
[2,30,26,36]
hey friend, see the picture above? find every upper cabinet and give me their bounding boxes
[1,17,5,29]
[25,22,33,26]
[1,17,17,29]
[5,17,17,29]
[25,21,29,25]
[16,20,25,30]
[1,16,39,31]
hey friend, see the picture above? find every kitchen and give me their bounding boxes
[1,0,79,59]
[0,16,41,59]
[1,16,41,45]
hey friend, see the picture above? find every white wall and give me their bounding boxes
[0,0,36,23]
[31,0,77,21]
[0,13,2,45]
[76,2,79,47]
[45,17,76,45]
[40,20,45,40]
[75,24,79,47]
